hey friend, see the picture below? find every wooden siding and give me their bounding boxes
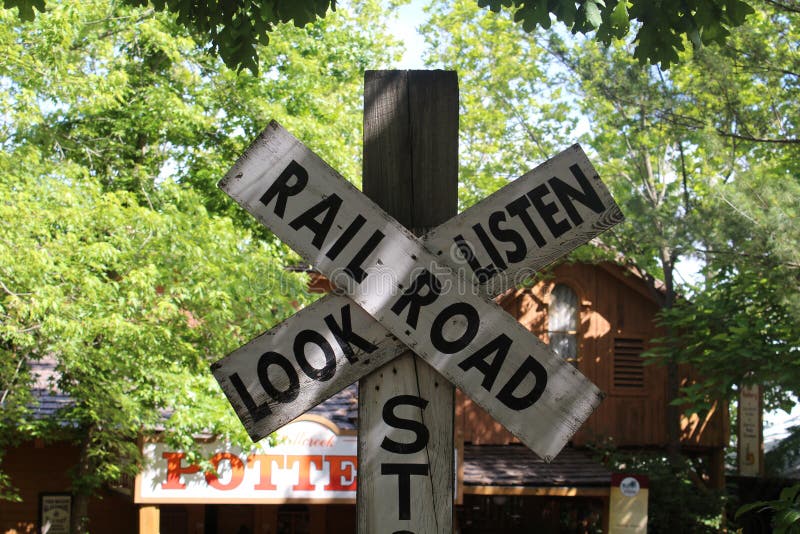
[458,262,729,450]
[0,440,137,534]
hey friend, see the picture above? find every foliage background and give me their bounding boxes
[0,0,401,522]
[1,0,798,530]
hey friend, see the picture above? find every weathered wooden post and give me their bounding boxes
[357,70,458,533]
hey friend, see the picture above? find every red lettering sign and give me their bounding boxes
[205,452,245,491]
[324,456,357,491]
[161,452,200,490]
[248,454,285,491]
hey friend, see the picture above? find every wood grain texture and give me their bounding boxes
[362,70,413,230]
[422,143,624,297]
[218,120,605,460]
[358,354,453,533]
[460,262,728,451]
[213,140,622,448]
[407,70,459,232]
[211,295,404,441]
[358,70,456,534]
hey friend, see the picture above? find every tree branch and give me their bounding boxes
[0,279,31,297]
[498,94,550,160]
[765,0,800,14]
[69,9,155,50]
[715,130,800,144]
[0,356,26,406]
[692,247,800,269]
[640,150,660,207]
[678,142,691,213]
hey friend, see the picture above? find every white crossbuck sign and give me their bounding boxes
[212,121,623,461]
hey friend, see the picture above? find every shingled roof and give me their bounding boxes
[27,359,610,488]
[306,389,612,489]
[307,383,359,430]
[25,356,360,430]
[462,445,611,488]
[28,357,613,490]
[28,355,72,418]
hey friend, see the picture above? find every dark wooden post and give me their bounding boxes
[357,70,458,533]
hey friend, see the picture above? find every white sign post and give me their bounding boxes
[211,70,624,533]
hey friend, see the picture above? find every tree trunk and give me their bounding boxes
[70,430,94,534]
[659,247,682,463]
[71,492,90,534]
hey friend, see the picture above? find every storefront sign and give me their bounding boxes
[609,473,649,534]
[135,418,358,503]
[39,493,71,534]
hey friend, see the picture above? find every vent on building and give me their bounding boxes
[613,338,645,389]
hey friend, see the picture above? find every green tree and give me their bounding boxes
[3,0,759,73]
[0,160,309,531]
[0,0,400,530]
[423,0,578,209]
[638,1,800,413]
[655,160,800,413]
[2,0,399,230]
[421,0,799,500]
[424,0,709,461]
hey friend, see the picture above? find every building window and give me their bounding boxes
[549,284,579,365]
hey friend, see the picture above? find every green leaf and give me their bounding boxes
[780,485,800,504]
[0,0,397,499]
[13,0,35,21]
[726,0,755,25]
[584,0,602,28]
[774,508,800,531]
[609,1,628,27]
[701,21,730,45]
[736,501,772,519]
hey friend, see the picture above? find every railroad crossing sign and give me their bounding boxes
[211,71,623,533]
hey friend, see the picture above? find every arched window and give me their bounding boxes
[549,284,579,365]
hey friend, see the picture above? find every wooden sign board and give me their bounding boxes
[215,122,621,460]
[208,145,622,448]
[211,137,621,448]
[211,295,405,440]
[423,143,623,299]
[738,384,762,476]
[357,354,453,532]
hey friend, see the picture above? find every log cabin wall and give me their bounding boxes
[457,262,729,451]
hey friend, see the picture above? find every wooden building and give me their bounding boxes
[454,260,728,533]
[0,260,728,534]
[466,261,728,455]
